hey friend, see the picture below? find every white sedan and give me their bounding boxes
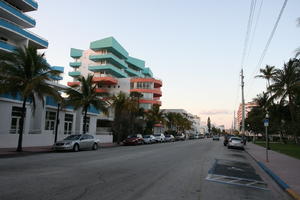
[227,137,244,150]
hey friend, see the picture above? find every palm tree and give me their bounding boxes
[255,65,276,88]
[145,104,164,134]
[0,46,61,152]
[65,75,108,134]
[111,92,131,144]
[269,58,300,142]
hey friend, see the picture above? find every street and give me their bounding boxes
[0,138,291,200]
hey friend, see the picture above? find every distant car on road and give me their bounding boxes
[123,134,144,145]
[175,133,185,141]
[165,134,175,142]
[212,135,220,141]
[154,133,166,143]
[227,137,244,150]
[143,135,156,144]
[53,134,99,152]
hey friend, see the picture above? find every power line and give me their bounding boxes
[245,0,264,63]
[240,0,256,69]
[252,0,289,77]
[247,0,289,99]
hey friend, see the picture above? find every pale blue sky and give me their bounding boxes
[30,0,299,128]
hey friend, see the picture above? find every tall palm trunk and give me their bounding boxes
[17,97,27,152]
[288,95,298,143]
[83,107,88,134]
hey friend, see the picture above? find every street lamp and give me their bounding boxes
[264,112,269,162]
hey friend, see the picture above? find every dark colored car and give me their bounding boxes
[123,134,144,145]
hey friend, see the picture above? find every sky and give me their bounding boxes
[30,0,300,128]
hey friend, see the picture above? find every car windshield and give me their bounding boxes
[165,135,170,137]
[143,135,150,138]
[231,138,241,141]
[154,134,161,137]
[64,135,81,140]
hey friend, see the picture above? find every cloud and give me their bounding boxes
[199,109,232,115]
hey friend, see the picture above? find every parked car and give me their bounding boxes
[175,133,185,141]
[227,137,244,150]
[212,135,220,141]
[143,135,156,144]
[165,134,175,142]
[194,134,200,139]
[123,134,144,145]
[153,133,166,143]
[223,135,234,146]
[53,134,99,152]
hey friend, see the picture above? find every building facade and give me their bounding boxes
[67,37,162,140]
[236,102,257,131]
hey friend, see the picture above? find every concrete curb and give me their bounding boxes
[245,149,300,200]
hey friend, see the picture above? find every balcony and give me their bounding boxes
[68,71,81,77]
[139,99,161,105]
[0,1,36,28]
[0,40,16,52]
[95,88,109,94]
[130,78,162,88]
[0,18,48,49]
[90,37,129,59]
[92,77,118,85]
[126,56,145,71]
[67,81,80,87]
[89,53,127,69]
[70,48,83,59]
[125,67,142,77]
[88,64,128,78]
[4,0,38,12]
[69,61,81,68]
[130,88,162,97]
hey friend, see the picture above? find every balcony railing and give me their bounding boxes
[0,17,48,48]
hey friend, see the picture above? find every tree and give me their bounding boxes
[145,104,164,134]
[0,46,61,152]
[65,75,108,134]
[207,117,211,133]
[255,65,276,88]
[269,58,300,143]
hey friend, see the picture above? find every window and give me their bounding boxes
[45,111,56,131]
[83,117,90,133]
[10,106,26,134]
[130,82,134,89]
[64,114,73,135]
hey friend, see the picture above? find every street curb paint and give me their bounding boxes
[245,149,300,200]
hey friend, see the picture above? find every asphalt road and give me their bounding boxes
[0,138,291,200]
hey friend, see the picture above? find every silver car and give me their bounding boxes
[143,135,156,144]
[227,137,244,150]
[53,134,100,152]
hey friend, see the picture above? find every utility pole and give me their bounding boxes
[241,69,245,136]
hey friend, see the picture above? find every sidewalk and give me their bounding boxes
[0,143,119,158]
[246,142,300,199]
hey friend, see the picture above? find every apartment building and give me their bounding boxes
[236,102,257,131]
[68,37,163,139]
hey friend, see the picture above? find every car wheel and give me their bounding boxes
[73,144,79,152]
[227,146,231,149]
[92,143,98,150]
